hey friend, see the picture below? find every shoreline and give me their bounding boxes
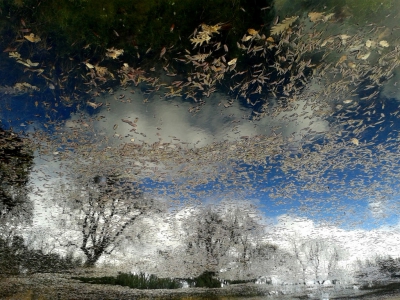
[1,273,399,300]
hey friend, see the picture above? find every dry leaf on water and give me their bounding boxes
[351,138,359,146]
[24,33,41,43]
[308,12,325,22]
[87,101,103,109]
[227,58,237,66]
[365,40,374,48]
[247,28,258,36]
[309,12,334,23]
[84,62,94,69]
[323,13,335,22]
[9,52,21,59]
[357,52,371,60]
[337,55,347,65]
[26,59,39,67]
[266,37,274,43]
[379,40,389,47]
[106,48,124,59]
[270,16,298,36]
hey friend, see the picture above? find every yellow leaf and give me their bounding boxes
[106,47,124,59]
[308,12,325,22]
[337,55,347,65]
[247,28,258,36]
[266,37,275,43]
[24,33,41,43]
[85,62,94,69]
[227,58,237,66]
[350,138,359,146]
[379,40,389,47]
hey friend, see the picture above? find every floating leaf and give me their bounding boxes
[347,62,356,68]
[84,62,94,69]
[308,12,325,22]
[339,34,351,45]
[323,13,335,22]
[201,23,221,35]
[266,37,275,43]
[106,47,124,59]
[94,66,109,77]
[16,60,31,67]
[87,101,103,109]
[9,52,21,59]
[357,52,371,60]
[247,28,258,36]
[351,138,359,146]
[190,31,212,47]
[365,40,374,48]
[24,33,41,43]
[227,58,237,66]
[379,40,389,47]
[270,16,298,35]
[242,35,253,42]
[321,37,334,47]
[26,59,39,67]
[337,55,347,65]
[14,82,39,92]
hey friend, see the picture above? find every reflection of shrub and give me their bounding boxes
[185,271,221,288]
[225,278,256,285]
[72,272,182,289]
[0,235,82,275]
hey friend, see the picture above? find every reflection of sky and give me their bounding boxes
[1,90,399,215]
[2,78,400,264]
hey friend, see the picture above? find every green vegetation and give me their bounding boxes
[72,271,227,289]
[185,271,222,288]
[72,272,183,289]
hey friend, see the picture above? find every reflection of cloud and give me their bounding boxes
[64,88,330,148]
[368,200,386,218]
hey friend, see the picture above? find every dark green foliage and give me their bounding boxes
[185,271,221,288]
[0,128,34,224]
[360,282,400,297]
[225,278,256,284]
[72,272,182,289]
[0,0,274,63]
[376,256,400,275]
[0,235,82,275]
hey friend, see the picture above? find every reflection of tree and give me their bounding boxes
[0,128,34,225]
[185,206,230,272]
[183,203,266,275]
[224,205,265,268]
[290,236,345,282]
[58,173,160,267]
